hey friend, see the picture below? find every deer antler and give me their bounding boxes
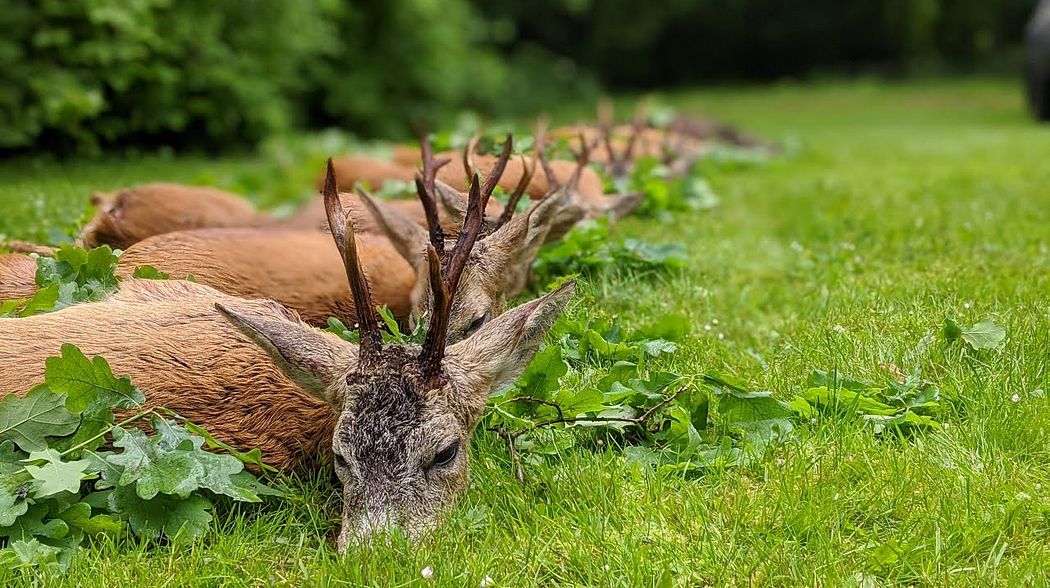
[415,136,451,253]
[417,135,512,376]
[496,154,536,228]
[481,134,513,199]
[567,130,600,191]
[463,134,480,183]
[322,159,382,363]
[598,99,645,178]
[534,118,559,192]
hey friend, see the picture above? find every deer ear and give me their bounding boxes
[523,189,572,252]
[445,280,575,397]
[433,182,469,225]
[90,191,115,208]
[352,188,428,267]
[603,192,644,221]
[216,303,355,408]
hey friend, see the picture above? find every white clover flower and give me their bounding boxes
[421,566,434,580]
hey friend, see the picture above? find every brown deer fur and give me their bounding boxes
[80,183,277,249]
[0,158,578,548]
[0,253,38,301]
[325,155,417,191]
[116,228,419,328]
[0,279,336,471]
[286,188,505,235]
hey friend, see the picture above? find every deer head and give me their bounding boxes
[218,160,575,550]
[536,121,644,238]
[359,135,563,338]
[597,98,649,183]
[78,184,270,249]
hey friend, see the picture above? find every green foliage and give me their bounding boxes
[0,0,334,153]
[325,306,426,345]
[1,245,121,318]
[0,345,271,570]
[943,317,1007,351]
[474,0,1031,87]
[130,265,169,280]
[1,0,596,153]
[624,158,722,218]
[531,219,685,284]
[791,370,943,434]
[488,316,796,474]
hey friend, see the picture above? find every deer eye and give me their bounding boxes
[465,315,487,336]
[333,452,348,469]
[430,443,459,469]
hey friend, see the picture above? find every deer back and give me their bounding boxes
[116,228,419,328]
[321,156,417,192]
[79,183,275,250]
[0,279,336,471]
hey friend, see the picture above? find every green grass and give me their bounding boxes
[3,78,1050,586]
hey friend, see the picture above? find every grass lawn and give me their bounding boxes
[3,78,1050,586]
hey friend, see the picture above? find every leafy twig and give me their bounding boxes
[509,386,687,441]
[503,395,565,421]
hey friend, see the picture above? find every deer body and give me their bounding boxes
[81,183,278,249]
[0,279,335,471]
[117,228,420,327]
[326,155,416,191]
[0,156,577,551]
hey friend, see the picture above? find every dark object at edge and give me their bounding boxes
[1027,0,1050,121]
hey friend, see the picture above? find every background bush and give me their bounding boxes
[0,0,1037,154]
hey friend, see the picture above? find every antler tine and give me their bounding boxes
[497,154,536,227]
[416,136,451,252]
[480,133,513,202]
[597,98,617,163]
[419,244,449,375]
[463,134,480,183]
[568,130,600,190]
[534,118,559,191]
[445,173,485,291]
[622,101,648,165]
[415,176,444,253]
[322,159,382,360]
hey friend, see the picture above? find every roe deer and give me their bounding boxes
[388,137,571,302]
[115,227,422,329]
[433,126,642,228]
[80,183,278,249]
[0,160,576,550]
[111,147,520,339]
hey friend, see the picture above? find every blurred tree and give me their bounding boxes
[0,0,1037,153]
[0,0,335,152]
[473,0,1036,86]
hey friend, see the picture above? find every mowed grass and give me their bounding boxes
[2,78,1050,586]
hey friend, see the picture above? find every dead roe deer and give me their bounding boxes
[0,160,576,550]
[80,183,279,249]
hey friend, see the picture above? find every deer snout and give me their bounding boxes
[337,505,435,553]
